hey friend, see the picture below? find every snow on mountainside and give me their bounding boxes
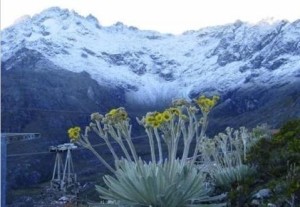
[1,7,300,107]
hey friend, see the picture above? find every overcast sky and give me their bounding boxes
[1,0,300,34]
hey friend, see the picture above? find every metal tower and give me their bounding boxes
[49,143,78,193]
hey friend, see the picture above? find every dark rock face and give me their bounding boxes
[101,51,148,75]
[100,51,178,80]
[2,48,125,135]
[212,20,300,71]
[208,83,300,131]
[1,48,126,193]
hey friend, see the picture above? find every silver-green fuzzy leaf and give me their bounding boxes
[96,159,214,207]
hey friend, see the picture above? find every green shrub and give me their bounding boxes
[247,120,300,178]
[247,119,300,205]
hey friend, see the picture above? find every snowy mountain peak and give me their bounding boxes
[1,7,300,107]
[33,6,85,22]
[256,17,287,25]
[86,14,100,25]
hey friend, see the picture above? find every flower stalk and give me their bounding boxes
[68,95,219,172]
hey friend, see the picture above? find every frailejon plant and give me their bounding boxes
[68,95,228,206]
[96,159,220,207]
[199,127,260,190]
[197,125,269,206]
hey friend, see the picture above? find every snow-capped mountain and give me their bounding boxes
[1,7,300,132]
[3,7,299,106]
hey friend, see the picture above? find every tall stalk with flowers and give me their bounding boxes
[68,95,225,206]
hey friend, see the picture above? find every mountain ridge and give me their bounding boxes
[2,7,300,109]
[1,6,300,127]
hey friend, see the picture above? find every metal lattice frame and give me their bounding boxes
[49,143,78,192]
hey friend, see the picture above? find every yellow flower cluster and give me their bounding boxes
[68,127,81,142]
[168,107,181,116]
[195,95,219,113]
[105,107,128,124]
[145,108,181,128]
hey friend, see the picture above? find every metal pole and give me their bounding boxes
[52,154,58,181]
[62,149,71,191]
[1,134,7,207]
[58,153,62,181]
[68,149,71,184]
